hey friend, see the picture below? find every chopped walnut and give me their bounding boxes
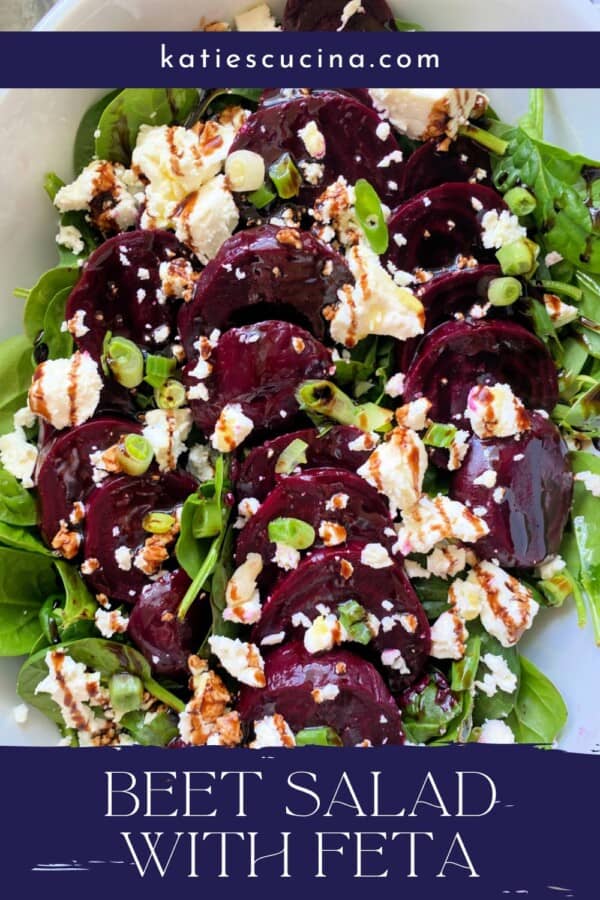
[51,520,81,560]
[178,656,242,747]
[275,228,303,250]
[133,523,179,577]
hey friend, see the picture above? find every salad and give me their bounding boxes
[1,4,599,750]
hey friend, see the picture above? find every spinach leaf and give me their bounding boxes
[0,521,53,556]
[176,492,208,578]
[120,709,179,746]
[394,19,425,31]
[44,173,100,266]
[506,656,567,744]
[451,632,481,692]
[73,89,121,173]
[0,546,59,655]
[23,266,79,343]
[412,576,450,620]
[569,450,600,641]
[0,334,35,436]
[430,689,474,745]
[0,465,37,526]
[53,561,98,641]
[17,637,185,726]
[471,631,521,725]
[95,88,199,165]
[199,88,261,119]
[42,286,74,359]
[402,671,463,744]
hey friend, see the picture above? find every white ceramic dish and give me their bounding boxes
[0,0,598,749]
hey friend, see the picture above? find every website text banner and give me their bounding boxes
[0,32,598,87]
[0,745,595,898]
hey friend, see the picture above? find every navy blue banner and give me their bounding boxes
[0,744,595,898]
[0,32,598,87]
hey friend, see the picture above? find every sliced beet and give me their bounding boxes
[403,319,559,424]
[385,183,507,273]
[282,0,396,31]
[184,321,333,439]
[260,88,373,109]
[65,229,193,360]
[238,642,404,746]
[235,467,396,592]
[230,91,404,207]
[399,137,491,199]
[128,569,209,677]
[178,225,350,355]
[36,417,142,545]
[253,544,430,690]
[236,425,371,502]
[82,471,197,602]
[450,412,573,569]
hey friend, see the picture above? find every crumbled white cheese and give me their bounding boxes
[368,88,486,141]
[348,432,379,452]
[404,559,430,579]
[448,429,470,471]
[272,542,301,570]
[536,554,566,580]
[297,121,326,159]
[477,719,515,744]
[56,224,84,255]
[331,243,424,347]
[337,0,365,31]
[430,610,468,660]
[28,352,102,430]
[35,650,108,735]
[472,561,539,647]
[234,496,261,529]
[395,495,489,555]
[304,613,345,654]
[394,397,431,431]
[473,469,497,488]
[312,684,340,703]
[187,443,215,482]
[224,553,263,624]
[384,372,405,398]
[0,426,38,489]
[475,652,517,697]
[94,608,129,639]
[427,544,467,579]
[325,492,349,512]
[377,150,404,168]
[54,161,141,232]
[211,403,254,452]
[174,175,239,264]
[66,309,90,338]
[142,408,193,471]
[178,656,241,747]
[465,383,531,439]
[480,209,527,250]
[312,177,360,247]
[543,292,578,329]
[357,425,427,517]
[375,120,391,141]
[360,543,394,569]
[209,635,266,687]
[114,546,133,572]
[299,160,325,185]
[318,521,347,546]
[234,3,280,31]
[260,631,285,647]
[380,648,410,673]
[449,575,485,621]
[250,714,296,749]
[575,470,600,498]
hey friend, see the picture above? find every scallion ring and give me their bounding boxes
[267,517,315,550]
[354,178,389,254]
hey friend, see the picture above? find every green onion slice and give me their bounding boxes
[142,512,176,534]
[296,380,393,433]
[295,726,343,747]
[106,336,144,388]
[423,422,458,449]
[496,238,539,277]
[458,124,508,156]
[354,178,389,255]
[247,183,277,209]
[155,378,186,410]
[268,153,302,199]
[337,599,372,646]
[117,433,154,476]
[487,276,523,307]
[108,673,144,714]
[145,354,176,389]
[274,438,309,475]
[267,517,315,550]
[504,186,537,217]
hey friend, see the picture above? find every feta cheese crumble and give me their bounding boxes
[480,209,527,250]
[28,352,102,430]
[224,553,263,624]
[250,714,296,749]
[357,426,427,517]
[430,611,468,660]
[477,719,515,744]
[208,636,266,688]
[211,403,254,452]
[142,408,193,472]
[94,608,129,639]
[368,89,487,141]
[465,383,531,439]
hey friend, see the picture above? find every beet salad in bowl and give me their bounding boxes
[1,3,599,750]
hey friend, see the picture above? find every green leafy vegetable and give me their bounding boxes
[119,709,179,746]
[0,335,35,435]
[0,465,37,526]
[42,286,74,359]
[471,630,521,725]
[198,526,241,656]
[0,546,59,655]
[0,522,53,556]
[23,266,79,343]
[73,89,121,173]
[569,450,600,642]
[506,656,567,744]
[402,672,464,744]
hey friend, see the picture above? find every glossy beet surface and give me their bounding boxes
[236,425,371,501]
[400,137,491,199]
[65,230,192,359]
[396,264,503,371]
[178,225,350,355]
[253,544,430,690]
[235,467,396,592]
[184,321,333,439]
[403,319,559,423]
[83,471,197,602]
[128,569,208,677]
[450,412,573,568]
[282,0,396,31]
[230,92,404,206]
[385,183,506,273]
[36,417,141,545]
[237,642,404,746]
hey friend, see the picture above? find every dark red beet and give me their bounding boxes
[236,425,371,502]
[238,642,404,746]
[260,89,373,109]
[396,264,503,371]
[128,569,208,677]
[83,471,197,602]
[230,92,404,207]
[178,225,350,355]
[399,137,491,199]
[403,319,559,424]
[36,417,141,545]
[65,230,193,360]
[235,467,396,593]
[385,183,507,273]
[252,544,430,690]
[450,412,573,569]
[282,0,396,31]
[184,321,333,440]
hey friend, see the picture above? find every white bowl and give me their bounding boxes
[0,0,599,749]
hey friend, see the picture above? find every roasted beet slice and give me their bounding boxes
[83,471,197,602]
[403,319,559,423]
[65,229,192,360]
[396,264,503,371]
[260,88,373,109]
[282,0,396,31]
[236,426,371,502]
[238,642,404,746]
[400,137,491,199]
[385,183,507,273]
[128,569,208,677]
[178,225,350,355]
[184,321,333,440]
[235,467,396,592]
[230,91,404,207]
[450,412,573,568]
[36,417,142,545]
[253,544,430,690]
